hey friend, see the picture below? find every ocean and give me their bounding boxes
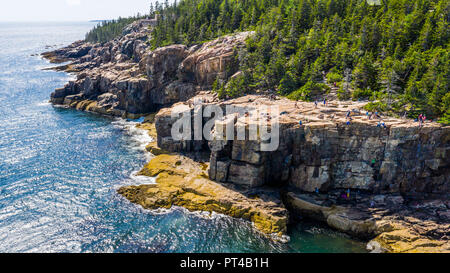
[0,22,366,253]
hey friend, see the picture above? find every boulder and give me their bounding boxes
[179,32,254,88]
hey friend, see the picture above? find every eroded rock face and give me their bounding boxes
[155,94,449,197]
[179,32,252,88]
[43,22,253,117]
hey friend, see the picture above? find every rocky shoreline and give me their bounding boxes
[42,20,449,252]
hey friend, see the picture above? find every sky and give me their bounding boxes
[0,0,164,22]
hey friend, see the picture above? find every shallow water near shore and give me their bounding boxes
[0,22,367,253]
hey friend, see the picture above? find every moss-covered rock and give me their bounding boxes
[372,229,450,253]
[135,121,171,155]
[118,154,289,239]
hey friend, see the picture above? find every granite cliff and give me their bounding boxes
[43,20,251,117]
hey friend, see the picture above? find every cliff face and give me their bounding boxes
[44,20,252,117]
[153,94,449,252]
[155,94,449,197]
[212,118,449,196]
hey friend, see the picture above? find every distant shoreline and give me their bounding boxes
[89,20,111,23]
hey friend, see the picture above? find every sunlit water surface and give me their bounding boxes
[0,22,367,253]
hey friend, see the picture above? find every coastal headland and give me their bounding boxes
[42,19,449,253]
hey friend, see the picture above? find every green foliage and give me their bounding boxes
[326,72,343,84]
[92,0,450,119]
[337,85,351,100]
[352,88,373,100]
[438,93,450,125]
[213,73,247,100]
[287,80,330,101]
[86,16,144,43]
[278,71,298,95]
[364,101,388,113]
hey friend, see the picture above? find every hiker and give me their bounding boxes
[346,110,352,121]
[371,159,376,168]
[418,114,423,127]
[347,189,350,199]
[315,188,319,194]
[323,99,327,106]
[366,112,370,119]
[299,121,303,126]
[314,100,318,108]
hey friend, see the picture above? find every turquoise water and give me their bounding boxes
[0,22,367,253]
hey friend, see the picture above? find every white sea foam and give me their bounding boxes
[134,205,230,219]
[112,118,153,158]
[128,171,156,185]
[111,117,156,186]
[36,101,51,107]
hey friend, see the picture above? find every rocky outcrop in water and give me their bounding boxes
[118,154,289,240]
